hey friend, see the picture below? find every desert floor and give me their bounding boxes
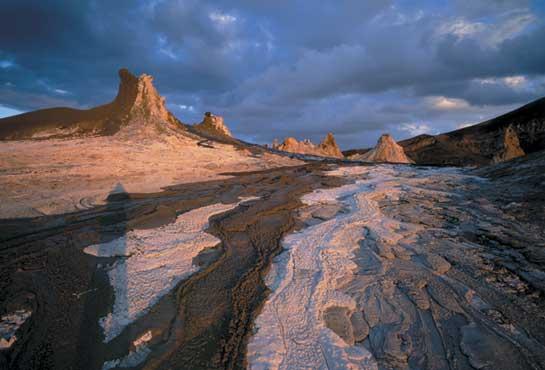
[0,137,300,218]
[1,151,545,370]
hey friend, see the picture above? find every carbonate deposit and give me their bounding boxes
[0,309,32,350]
[247,165,545,370]
[84,197,258,343]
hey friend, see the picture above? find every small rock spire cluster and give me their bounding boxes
[272,133,343,158]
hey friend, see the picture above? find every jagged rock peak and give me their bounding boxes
[493,125,525,163]
[319,132,343,158]
[194,112,232,137]
[114,68,171,122]
[272,133,343,158]
[351,133,413,163]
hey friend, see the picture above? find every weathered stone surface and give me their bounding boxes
[493,125,525,163]
[193,112,232,138]
[350,134,413,163]
[273,132,344,158]
[0,68,182,141]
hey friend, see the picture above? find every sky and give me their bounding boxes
[1,0,545,149]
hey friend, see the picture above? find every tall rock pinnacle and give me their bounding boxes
[319,132,343,158]
[114,68,173,123]
[0,68,183,141]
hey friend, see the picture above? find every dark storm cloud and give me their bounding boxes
[1,0,545,148]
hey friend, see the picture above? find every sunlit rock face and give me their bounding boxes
[0,68,183,141]
[350,134,413,163]
[193,112,233,138]
[272,132,343,158]
[493,125,525,163]
[112,69,184,140]
[320,132,344,158]
[117,68,172,123]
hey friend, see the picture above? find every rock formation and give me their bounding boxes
[399,97,545,166]
[118,69,172,123]
[344,96,545,166]
[493,125,525,163]
[0,68,183,141]
[193,112,232,138]
[273,133,343,158]
[319,132,343,158]
[350,134,413,163]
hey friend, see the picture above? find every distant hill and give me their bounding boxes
[344,97,545,166]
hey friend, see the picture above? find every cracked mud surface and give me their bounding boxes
[0,163,346,369]
[2,153,545,370]
[248,162,545,370]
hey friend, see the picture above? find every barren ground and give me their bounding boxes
[0,136,300,218]
[1,149,545,370]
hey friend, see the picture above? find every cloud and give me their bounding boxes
[503,75,527,87]
[209,11,237,26]
[178,104,195,112]
[457,122,473,129]
[0,0,544,149]
[437,19,486,39]
[428,96,470,110]
[400,123,432,136]
[0,60,16,69]
[0,104,22,118]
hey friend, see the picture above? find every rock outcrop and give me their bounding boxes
[118,69,172,123]
[344,97,545,166]
[319,132,343,158]
[193,112,232,138]
[0,68,183,141]
[273,133,343,158]
[350,134,413,163]
[398,97,545,166]
[493,125,525,163]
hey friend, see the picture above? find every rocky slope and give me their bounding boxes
[0,69,302,217]
[344,97,545,166]
[400,97,545,165]
[273,132,343,158]
[0,69,185,141]
[349,133,413,163]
